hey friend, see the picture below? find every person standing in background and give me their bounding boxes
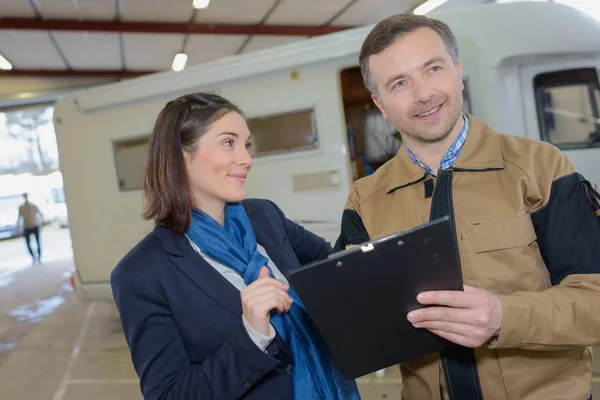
[17,193,43,264]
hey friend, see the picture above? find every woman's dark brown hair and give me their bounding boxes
[143,92,243,233]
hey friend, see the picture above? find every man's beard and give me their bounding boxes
[395,94,463,144]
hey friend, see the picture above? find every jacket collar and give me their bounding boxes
[453,114,505,170]
[154,225,188,256]
[386,114,505,193]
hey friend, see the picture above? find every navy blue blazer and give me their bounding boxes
[111,198,332,400]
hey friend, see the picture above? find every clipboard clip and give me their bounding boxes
[360,243,375,253]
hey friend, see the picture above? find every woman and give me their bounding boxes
[111,93,361,400]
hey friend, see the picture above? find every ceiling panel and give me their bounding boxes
[0,0,37,17]
[123,33,185,71]
[266,0,350,25]
[332,0,417,26]
[241,35,306,54]
[36,0,115,20]
[121,0,194,22]
[0,30,66,69]
[52,32,121,70]
[186,34,247,66]
[195,0,278,24]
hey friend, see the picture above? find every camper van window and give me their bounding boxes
[112,135,151,192]
[534,68,600,149]
[245,108,318,157]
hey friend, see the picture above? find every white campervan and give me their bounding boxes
[53,1,600,300]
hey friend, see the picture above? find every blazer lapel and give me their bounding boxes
[251,219,296,277]
[153,214,297,317]
[154,226,242,316]
[155,223,295,358]
[250,217,295,359]
[172,252,242,315]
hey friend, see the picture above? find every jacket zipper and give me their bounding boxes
[429,168,483,400]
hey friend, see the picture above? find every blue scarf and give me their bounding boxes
[187,202,360,399]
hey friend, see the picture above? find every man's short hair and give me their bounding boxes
[359,14,459,95]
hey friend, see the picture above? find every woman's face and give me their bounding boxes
[185,111,252,213]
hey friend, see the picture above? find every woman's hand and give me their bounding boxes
[241,267,293,336]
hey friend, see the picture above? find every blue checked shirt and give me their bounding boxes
[405,113,469,176]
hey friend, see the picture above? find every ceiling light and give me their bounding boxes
[193,0,210,9]
[172,52,188,72]
[414,0,449,15]
[0,54,12,70]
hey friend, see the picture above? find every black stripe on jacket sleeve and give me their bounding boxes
[531,172,600,285]
[333,209,370,252]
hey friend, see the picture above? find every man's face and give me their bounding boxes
[369,27,464,144]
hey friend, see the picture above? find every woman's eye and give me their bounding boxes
[224,140,233,147]
[245,142,252,150]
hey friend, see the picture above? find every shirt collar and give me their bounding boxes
[405,113,469,176]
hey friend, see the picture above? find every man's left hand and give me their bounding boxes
[407,285,503,348]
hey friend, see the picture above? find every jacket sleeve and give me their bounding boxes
[111,267,280,400]
[268,200,333,264]
[493,156,600,350]
[333,184,371,252]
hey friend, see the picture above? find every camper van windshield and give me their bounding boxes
[534,68,600,149]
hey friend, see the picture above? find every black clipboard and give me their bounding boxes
[286,216,464,380]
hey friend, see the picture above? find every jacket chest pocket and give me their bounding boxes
[472,211,537,253]
[468,211,550,293]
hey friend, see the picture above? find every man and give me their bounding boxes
[335,13,600,400]
[17,193,43,264]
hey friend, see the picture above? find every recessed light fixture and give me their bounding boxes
[172,52,188,72]
[193,0,210,9]
[413,0,449,15]
[0,54,12,70]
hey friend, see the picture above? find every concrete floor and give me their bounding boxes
[0,225,598,399]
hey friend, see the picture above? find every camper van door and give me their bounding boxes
[520,59,600,187]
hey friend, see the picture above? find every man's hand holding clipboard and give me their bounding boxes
[407,285,503,348]
[343,241,504,349]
